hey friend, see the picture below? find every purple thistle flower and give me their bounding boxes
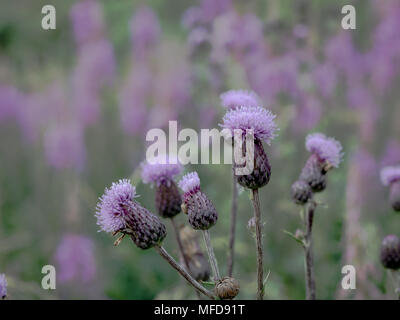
[220,90,260,110]
[96,179,166,248]
[220,105,278,145]
[96,179,137,233]
[0,273,7,298]
[380,166,400,187]
[141,156,183,186]
[305,133,343,168]
[179,172,217,230]
[179,172,201,195]
[55,234,96,284]
[130,6,161,58]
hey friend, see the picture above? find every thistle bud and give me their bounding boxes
[178,172,218,230]
[155,180,182,218]
[389,181,400,212]
[215,277,240,300]
[300,154,327,192]
[141,157,183,218]
[291,180,313,205]
[380,235,400,270]
[96,179,167,249]
[235,138,271,190]
[0,273,7,299]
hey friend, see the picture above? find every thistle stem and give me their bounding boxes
[389,270,400,300]
[251,188,264,300]
[154,245,215,299]
[227,171,238,277]
[303,201,316,300]
[202,230,221,281]
[170,217,190,272]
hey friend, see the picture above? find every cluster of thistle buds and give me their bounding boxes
[291,133,343,205]
[289,133,343,300]
[96,162,240,299]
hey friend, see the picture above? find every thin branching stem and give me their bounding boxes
[170,217,190,272]
[303,201,316,300]
[227,170,238,277]
[154,245,215,299]
[202,229,221,281]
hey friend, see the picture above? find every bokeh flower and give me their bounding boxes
[55,234,96,283]
[0,273,7,298]
[220,90,259,110]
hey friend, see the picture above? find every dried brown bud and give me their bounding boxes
[215,277,240,300]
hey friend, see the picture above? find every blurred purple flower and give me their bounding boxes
[0,85,21,121]
[119,64,152,135]
[293,95,321,132]
[182,7,203,30]
[200,0,232,24]
[221,105,278,144]
[381,166,400,186]
[70,0,104,46]
[220,89,259,110]
[312,63,337,99]
[130,6,161,58]
[141,156,183,186]
[381,140,400,167]
[0,273,7,298]
[44,123,86,171]
[306,133,343,168]
[55,234,96,284]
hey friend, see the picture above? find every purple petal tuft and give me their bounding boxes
[95,179,136,233]
[305,133,343,168]
[220,105,278,144]
[179,172,201,194]
[220,89,259,110]
[380,165,400,186]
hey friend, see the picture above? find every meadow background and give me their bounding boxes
[0,0,399,299]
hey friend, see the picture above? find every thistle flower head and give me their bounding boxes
[221,105,278,144]
[380,165,400,186]
[95,179,137,233]
[179,172,217,230]
[0,273,6,298]
[179,172,201,194]
[141,156,183,186]
[220,89,259,110]
[305,133,343,168]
